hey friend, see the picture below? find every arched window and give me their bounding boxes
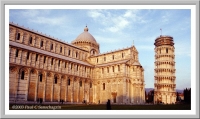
[27,52,29,59]
[68,50,71,56]
[122,53,124,58]
[113,55,114,60]
[36,54,38,61]
[103,83,105,90]
[58,60,60,67]
[76,52,78,58]
[51,58,54,65]
[107,67,109,73]
[44,56,46,63]
[40,40,43,47]
[118,65,120,71]
[77,65,78,71]
[90,82,92,88]
[65,62,66,68]
[60,47,62,53]
[21,71,24,80]
[29,37,32,44]
[160,49,161,54]
[54,76,57,84]
[104,57,106,61]
[17,33,20,40]
[39,74,43,82]
[97,58,98,63]
[166,48,168,53]
[16,49,19,57]
[80,80,82,87]
[112,66,114,72]
[102,68,104,74]
[51,44,53,50]
[68,78,70,85]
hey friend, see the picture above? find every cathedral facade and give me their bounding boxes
[9,22,145,104]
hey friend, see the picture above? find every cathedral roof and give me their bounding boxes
[96,59,129,67]
[71,26,99,46]
[10,41,93,67]
[9,22,88,52]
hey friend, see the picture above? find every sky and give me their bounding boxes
[9,7,192,90]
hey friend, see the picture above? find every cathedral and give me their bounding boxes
[9,22,145,104]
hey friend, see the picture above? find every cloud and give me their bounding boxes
[20,9,40,17]
[123,9,139,18]
[20,9,51,18]
[95,35,122,44]
[29,16,67,25]
[124,9,150,24]
[124,10,133,17]
[88,10,105,19]
[87,9,148,33]
[161,11,171,23]
[15,9,67,26]
[107,16,129,32]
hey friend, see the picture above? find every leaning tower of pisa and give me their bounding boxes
[154,35,176,104]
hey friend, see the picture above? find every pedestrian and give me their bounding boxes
[106,99,111,110]
[40,98,42,104]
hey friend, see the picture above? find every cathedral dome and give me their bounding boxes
[72,26,98,46]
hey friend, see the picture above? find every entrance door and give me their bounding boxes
[111,92,117,103]
[113,96,116,103]
[84,91,88,103]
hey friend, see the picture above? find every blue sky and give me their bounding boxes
[9,8,191,90]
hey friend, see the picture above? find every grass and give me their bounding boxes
[9,104,191,110]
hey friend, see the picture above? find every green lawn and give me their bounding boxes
[9,104,191,110]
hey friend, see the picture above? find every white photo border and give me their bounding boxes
[1,0,199,118]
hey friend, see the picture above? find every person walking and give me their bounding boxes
[106,99,111,110]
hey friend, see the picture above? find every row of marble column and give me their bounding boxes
[9,46,93,79]
[9,66,93,103]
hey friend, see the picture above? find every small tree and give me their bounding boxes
[183,88,191,104]
[147,90,154,103]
